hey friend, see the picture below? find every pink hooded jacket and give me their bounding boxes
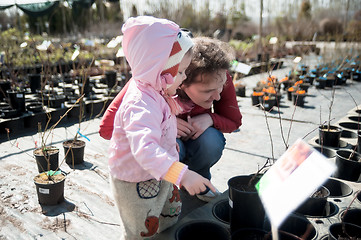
[108,16,187,184]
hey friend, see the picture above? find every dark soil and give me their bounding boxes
[34,172,65,184]
[33,146,59,156]
[63,140,85,148]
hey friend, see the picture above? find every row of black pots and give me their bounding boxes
[33,140,85,205]
[34,140,86,173]
[174,175,361,240]
[317,119,361,182]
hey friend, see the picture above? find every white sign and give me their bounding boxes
[256,139,336,228]
[231,61,252,75]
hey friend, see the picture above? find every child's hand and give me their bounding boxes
[180,169,216,195]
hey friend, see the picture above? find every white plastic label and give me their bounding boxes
[39,188,49,194]
[16,94,23,98]
[229,198,233,208]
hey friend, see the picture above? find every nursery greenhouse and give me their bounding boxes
[0,0,361,239]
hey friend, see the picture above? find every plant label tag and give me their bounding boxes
[39,188,50,194]
[231,60,252,75]
[16,94,23,98]
[256,139,336,228]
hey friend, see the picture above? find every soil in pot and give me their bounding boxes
[328,222,361,240]
[175,220,230,240]
[334,150,361,182]
[319,125,342,148]
[34,171,65,205]
[228,175,265,232]
[63,139,85,166]
[33,146,59,173]
[295,186,330,217]
[341,209,361,228]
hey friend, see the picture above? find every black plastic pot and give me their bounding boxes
[264,214,316,240]
[235,85,246,97]
[260,96,276,111]
[328,223,361,240]
[318,125,342,147]
[28,73,41,94]
[6,89,25,113]
[63,139,85,166]
[33,147,59,173]
[228,175,265,232]
[175,220,230,240]
[34,172,65,205]
[105,70,117,89]
[78,76,91,97]
[341,209,361,228]
[251,94,262,106]
[212,199,230,224]
[295,186,330,217]
[334,149,361,182]
[292,93,306,107]
[325,76,335,88]
[315,77,326,89]
[287,88,294,101]
[299,83,311,93]
[47,95,66,109]
[323,178,352,198]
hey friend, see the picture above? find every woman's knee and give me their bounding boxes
[197,127,225,155]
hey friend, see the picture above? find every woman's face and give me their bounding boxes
[182,69,227,109]
[166,53,192,96]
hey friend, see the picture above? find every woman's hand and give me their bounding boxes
[176,117,194,139]
[187,114,213,140]
[180,169,216,195]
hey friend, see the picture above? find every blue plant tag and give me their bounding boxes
[77,129,90,141]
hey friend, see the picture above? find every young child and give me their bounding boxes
[108,16,216,239]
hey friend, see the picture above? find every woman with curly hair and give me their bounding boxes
[176,36,242,202]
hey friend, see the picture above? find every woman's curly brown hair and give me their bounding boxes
[182,36,235,87]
